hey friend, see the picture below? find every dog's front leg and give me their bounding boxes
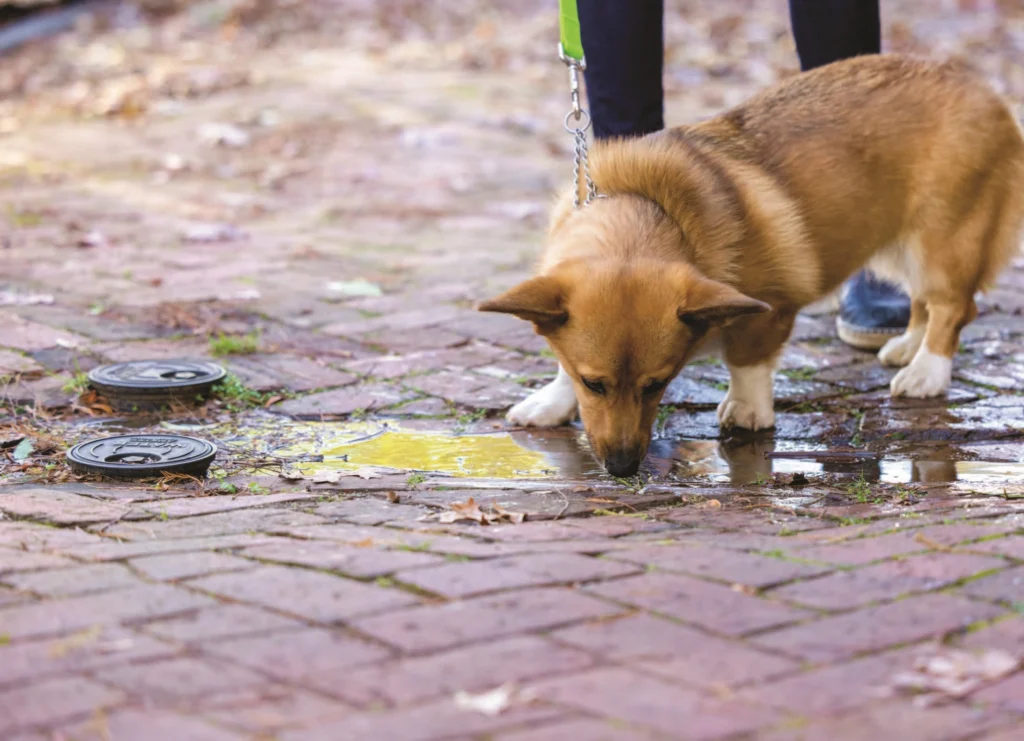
[506,365,579,427]
[717,362,776,431]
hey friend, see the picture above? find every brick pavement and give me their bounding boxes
[2,2,1024,739]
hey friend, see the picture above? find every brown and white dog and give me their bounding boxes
[480,55,1024,477]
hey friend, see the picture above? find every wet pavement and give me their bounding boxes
[1,1,1023,739]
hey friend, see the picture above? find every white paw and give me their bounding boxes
[717,394,776,431]
[506,375,577,427]
[878,328,925,368]
[890,350,952,398]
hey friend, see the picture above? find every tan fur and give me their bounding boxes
[480,55,1024,475]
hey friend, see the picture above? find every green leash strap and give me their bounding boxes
[558,0,585,64]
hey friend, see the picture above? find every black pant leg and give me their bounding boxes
[788,0,881,71]
[577,0,664,140]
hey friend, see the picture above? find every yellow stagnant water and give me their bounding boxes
[268,421,555,478]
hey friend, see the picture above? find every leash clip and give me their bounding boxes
[558,43,600,209]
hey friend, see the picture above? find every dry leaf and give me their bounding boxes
[353,537,377,548]
[491,503,526,524]
[454,683,522,716]
[914,532,952,552]
[888,648,1020,705]
[386,491,400,503]
[432,498,526,525]
[703,499,723,509]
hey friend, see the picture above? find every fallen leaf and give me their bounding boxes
[491,502,526,524]
[888,648,1020,705]
[914,532,952,552]
[48,625,103,659]
[263,395,285,408]
[386,491,400,503]
[12,438,34,463]
[183,223,247,243]
[438,497,487,524]
[326,279,383,297]
[353,537,377,548]
[702,499,723,509]
[453,683,517,716]
[308,467,383,484]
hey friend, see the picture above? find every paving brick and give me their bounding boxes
[239,539,446,577]
[98,509,328,541]
[96,656,267,701]
[494,718,658,741]
[273,383,414,418]
[960,617,1024,654]
[63,709,249,741]
[0,348,43,374]
[965,536,1024,560]
[225,353,356,392]
[0,311,85,352]
[201,627,392,694]
[0,584,217,640]
[535,667,780,740]
[394,553,642,598]
[754,594,1006,662]
[141,492,317,519]
[1,563,142,597]
[738,645,923,714]
[0,627,179,687]
[328,635,594,707]
[59,533,283,561]
[585,572,812,636]
[553,613,797,688]
[277,697,562,741]
[961,567,1024,605]
[755,699,1007,741]
[608,544,830,588]
[770,553,1008,610]
[202,686,353,733]
[974,671,1024,714]
[128,551,257,581]
[187,564,417,621]
[350,587,625,653]
[0,549,74,574]
[0,677,124,736]
[139,604,307,643]
[971,723,1024,741]
[0,488,130,526]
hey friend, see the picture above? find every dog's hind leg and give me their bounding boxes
[890,294,975,398]
[878,298,929,367]
[506,364,579,427]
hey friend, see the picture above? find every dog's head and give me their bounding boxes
[479,198,768,477]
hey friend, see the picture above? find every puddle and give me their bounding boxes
[72,414,1024,487]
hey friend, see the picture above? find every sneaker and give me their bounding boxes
[836,271,910,351]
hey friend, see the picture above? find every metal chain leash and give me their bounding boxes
[559,43,601,209]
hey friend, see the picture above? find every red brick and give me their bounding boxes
[0,550,74,574]
[239,540,446,577]
[0,489,129,526]
[329,635,594,707]
[186,564,417,621]
[63,709,248,741]
[738,645,923,714]
[128,551,256,581]
[51,533,282,561]
[0,627,178,687]
[961,567,1024,605]
[95,656,267,701]
[770,553,1008,610]
[350,587,625,653]
[754,594,1006,662]
[585,572,812,636]
[535,667,780,740]
[394,553,641,598]
[201,628,392,692]
[0,677,124,735]
[201,686,353,733]
[965,536,1024,560]
[971,724,1024,741]
[0,584,217,640]
[553,613,797,688]
[277,698,562,741]
[1,563,142,597]
[961,617,1024,654]
[974,672,1024,714]
[756,699,1006,741]
[608,544,830,587]
[494,718,657,741]
[140,604,307,643]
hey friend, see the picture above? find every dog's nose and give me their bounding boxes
[604,450,641,478]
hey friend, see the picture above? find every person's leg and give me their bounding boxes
[578,0,664,140]
[789,0,911,351]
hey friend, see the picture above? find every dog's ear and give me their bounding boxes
[478,276,568,328]
[678,277,770,331]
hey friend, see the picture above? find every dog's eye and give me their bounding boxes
[643,379,668,396]
[581,377,606,395]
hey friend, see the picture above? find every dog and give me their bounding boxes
[479,55,1024,477]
